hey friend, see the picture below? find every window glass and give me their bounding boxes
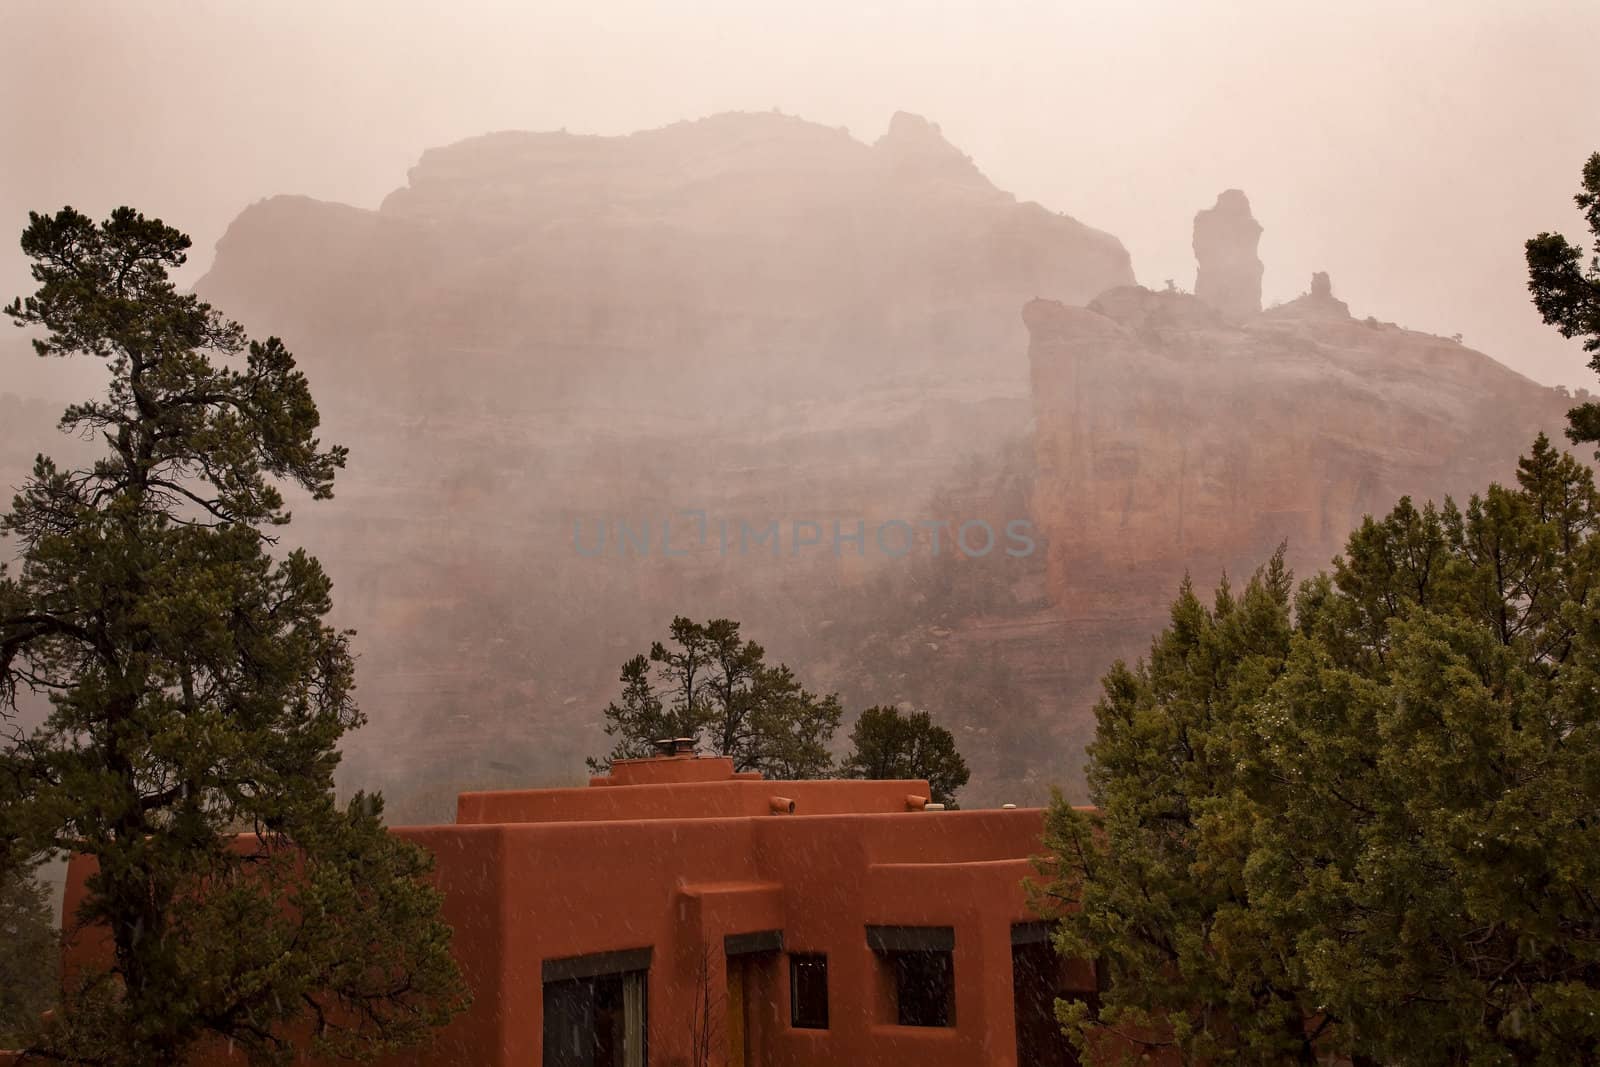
[888,949,954,1027]
[789,953,829,1029]
[543,969,647,1067]
[1012,938,1087,1066]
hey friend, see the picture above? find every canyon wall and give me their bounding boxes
[174,112,1138,811]
[3,120,1580,813]
[1027,270,1572,677]
[198,110,1133,416]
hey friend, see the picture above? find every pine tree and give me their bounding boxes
[0,207,466,1065]
[1527,152,1600,446]
[589,616,840,777]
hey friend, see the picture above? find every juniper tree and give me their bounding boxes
[839,705,970,805]
[0,207,466,1066]
[1039,437,1600,1065]
[1257,439,1600,1066]
[1034,554,1316,1065]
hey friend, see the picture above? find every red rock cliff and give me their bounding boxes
[1026,280,1572,646]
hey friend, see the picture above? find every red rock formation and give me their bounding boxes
[171,112,1138,810]
[9,121,1575,812]
[1193,189,1264,318]
[198,111,1134,415]
[1266,271,1352,320]
[1027,284,1571,649]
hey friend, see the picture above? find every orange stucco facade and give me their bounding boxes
[57,756,1093,1067]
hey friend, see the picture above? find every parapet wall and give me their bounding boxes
[456,757,935,824]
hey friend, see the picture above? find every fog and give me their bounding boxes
[1,9,1597,1057]
[3,0,1598,393]
[2,1,1598,814]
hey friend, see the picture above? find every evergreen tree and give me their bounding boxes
[589,616,840,777]
[0,867,57,1049]
[589,655,674,765]
[839,705,970,805]
[1259,438,1600,1065]
[1039,437,1600,1065]
[1035,554,1315,1064]
[1527,151,1600,446]
[746,664,841,781]
[0,207,466,1066]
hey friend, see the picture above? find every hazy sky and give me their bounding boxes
[2,0,1597,388]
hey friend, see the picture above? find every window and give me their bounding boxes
[542,950,650,1067]
[789,953,829,1029]
[867,926,955,1028]
[889,949,954,1026]
[1011,922,1099,1067]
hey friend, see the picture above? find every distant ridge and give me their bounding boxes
[196,110,1134,416]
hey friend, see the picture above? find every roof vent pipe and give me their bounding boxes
[905,795,929,811]
[769,796,796,815]
[672,737,697,756]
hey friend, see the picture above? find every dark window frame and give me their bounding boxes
[866,925,956,952]
[542,946,653,983]
[788,953,829,1030]
[541,949,651,1067]
[725,929,784,957]
[867,926,956,1029]
[1010,920,1053,946]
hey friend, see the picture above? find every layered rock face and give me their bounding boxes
[179,112,1136,810]
[199,111,1133,415]
[1027,279,1570,671]
[1192,189,1264,318]
[9,138,1574,812]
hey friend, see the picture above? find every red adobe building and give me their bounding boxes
[58,749,1097,1067]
